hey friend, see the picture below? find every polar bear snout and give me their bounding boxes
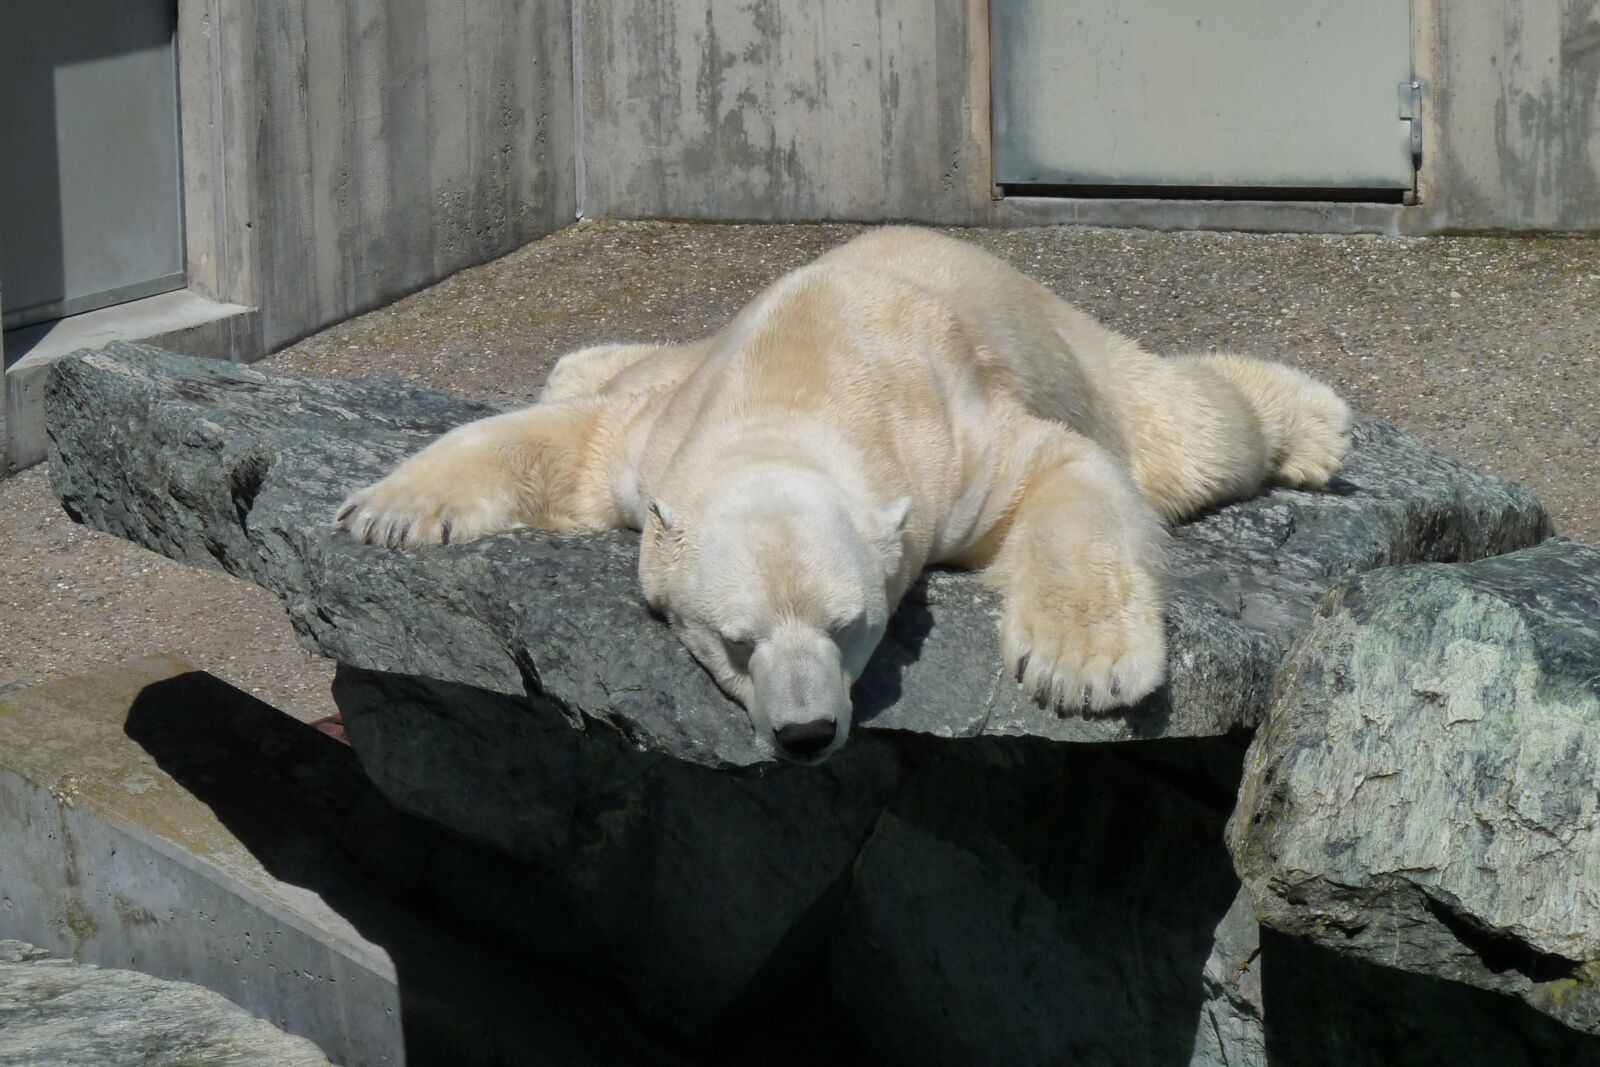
[774,719,839,761]
[750,630,853,763]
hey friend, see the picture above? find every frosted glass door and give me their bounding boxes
[1,0,184,330]
[991,0,1415,192]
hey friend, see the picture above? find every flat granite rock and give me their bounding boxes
[1229,538,1600,1035]
[45,342,1551,768]
[0,940,329,1067]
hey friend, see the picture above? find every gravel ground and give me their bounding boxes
[2,220,1595,721]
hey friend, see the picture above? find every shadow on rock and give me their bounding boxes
[328,663,907,1045]
[1262,932,1600,1066]
[828,734,1256,1067]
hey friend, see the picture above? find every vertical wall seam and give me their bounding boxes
[570,0,586,219]
[209,0,230,312]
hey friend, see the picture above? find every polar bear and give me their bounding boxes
[336,228,1350,761]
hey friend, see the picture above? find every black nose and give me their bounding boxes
[775,719,837,759]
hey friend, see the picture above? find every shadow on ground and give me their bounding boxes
[123,671,719,1065]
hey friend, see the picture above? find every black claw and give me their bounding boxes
[1081,684,1094,707]
[397,520,412,545]
[1014,653,1030,684]
[440,518,453,545]
[359,516,376,543]
[1110,675,1122,698]
[336,502,356,523]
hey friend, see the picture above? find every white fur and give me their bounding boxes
[336,228,1352,761]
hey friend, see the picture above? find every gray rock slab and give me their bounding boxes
[826,736,1263,1067]
[44,343,1552,768]
[0,940,330,1067]
[1194,890,1268,1067]
[1229,538,1600,1035]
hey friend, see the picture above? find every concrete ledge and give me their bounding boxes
[3,288,261,473]
[0,656,691,1066]
[0,657,402,1064]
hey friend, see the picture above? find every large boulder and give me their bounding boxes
[1230,538,1600,1035]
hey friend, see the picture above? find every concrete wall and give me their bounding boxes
[4,0,576,470]
[215,0,577,350]
[575,0,1600,234]
[4,0,1596,450]
[576,0,990,223]
[1421,0,1600,232]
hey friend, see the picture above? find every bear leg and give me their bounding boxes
[985,428,1168,713]
[335,397,627,547]
[1173,354,1353,492]
[540,343,665,403]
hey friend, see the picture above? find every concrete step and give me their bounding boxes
[3,287,260,473]
[0,655,690,1067]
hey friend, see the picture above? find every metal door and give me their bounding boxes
[0,0,184,330]
[991,0,1415,194]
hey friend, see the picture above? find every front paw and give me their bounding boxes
[334,464,521,548]
[999,562,1166,713]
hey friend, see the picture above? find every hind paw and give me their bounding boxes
[1278,386,1354,488]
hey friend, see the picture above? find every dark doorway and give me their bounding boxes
[0,0,185,340]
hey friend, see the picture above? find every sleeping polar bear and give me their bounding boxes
[336,228,1351,762]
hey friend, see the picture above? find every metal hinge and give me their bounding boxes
[1399,79,1426,158]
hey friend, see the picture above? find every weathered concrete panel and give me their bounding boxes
[3,0,576,474]
[578,0,989,223]
[1424,0,1600,231]
[246,0,576,349]
[575,0,1598,233]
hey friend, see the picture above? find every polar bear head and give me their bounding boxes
[639,473,911,762]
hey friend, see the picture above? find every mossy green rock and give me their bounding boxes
[1230,538,1600,1035]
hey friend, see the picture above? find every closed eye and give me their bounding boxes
[721,635,755,669]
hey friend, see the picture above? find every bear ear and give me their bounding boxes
[871,496,913,538]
